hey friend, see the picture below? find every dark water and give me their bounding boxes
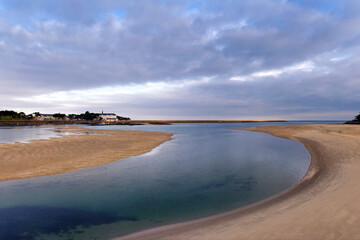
[0,121,343,240]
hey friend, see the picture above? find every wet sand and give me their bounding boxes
[0,128,173,181]
[115,124,360,240]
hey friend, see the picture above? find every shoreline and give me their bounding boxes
[0,128,174,182]
[115,124,360,240]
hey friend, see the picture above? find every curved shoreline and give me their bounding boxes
[115,124,359,240]
[0,128,174,182]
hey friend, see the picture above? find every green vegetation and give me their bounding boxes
[0,110,32,120]
[68,111,100,121]
[80,111,100,121]
[53,113,66,119]
[117,116,131,121]
[0,116,12,121]
[355,113,360,121]
[1,110,130,122]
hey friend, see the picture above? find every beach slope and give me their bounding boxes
[0,128,173,181]
[116,124,360,240]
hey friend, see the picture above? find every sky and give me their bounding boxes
[0,0,359,120]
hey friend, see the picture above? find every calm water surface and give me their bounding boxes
[0,122,342,240]
[0,126,79,144]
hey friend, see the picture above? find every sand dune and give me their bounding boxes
[115,124,360,240]
[0,128,173,181]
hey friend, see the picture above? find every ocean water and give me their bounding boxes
[0,121,343,240]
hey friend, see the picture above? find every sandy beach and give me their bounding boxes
[0,128,173,181]
[115,124,360,240]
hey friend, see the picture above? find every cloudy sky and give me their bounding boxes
[0,0,359,120]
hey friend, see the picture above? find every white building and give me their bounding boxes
[97,112,117,122]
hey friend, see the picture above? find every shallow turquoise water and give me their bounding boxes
[0,122,342,239]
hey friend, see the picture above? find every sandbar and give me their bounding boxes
[0,127,173,181]
[115,124,360,240]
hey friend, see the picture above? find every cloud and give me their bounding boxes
[230,61,315,81]
[14,77,212,106]
[1,0,360,119]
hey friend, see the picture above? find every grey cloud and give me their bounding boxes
[1,1,354,88]
[0,0,360,119]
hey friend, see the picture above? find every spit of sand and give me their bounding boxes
[0,127,173,181]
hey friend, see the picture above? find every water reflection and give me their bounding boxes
[0,126,78,144]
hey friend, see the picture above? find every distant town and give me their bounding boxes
[0,110,131,125]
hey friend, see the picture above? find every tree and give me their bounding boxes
[355,113,360,121]
[53,113,66,119]
[68,114,78,120]
[117,116,131,121]
[0,110,27,120]
[33,112,41,117]
[18,112,26,118]
[78,111,100,121]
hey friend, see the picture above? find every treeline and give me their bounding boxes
[0,110,130,121]
[117,116,131,121]
[68,111,100,121]
[354,113,360,121]
[68,112,130,121]
[0,110,101,121]
[0,110,33,120]
[33,111,101,120]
